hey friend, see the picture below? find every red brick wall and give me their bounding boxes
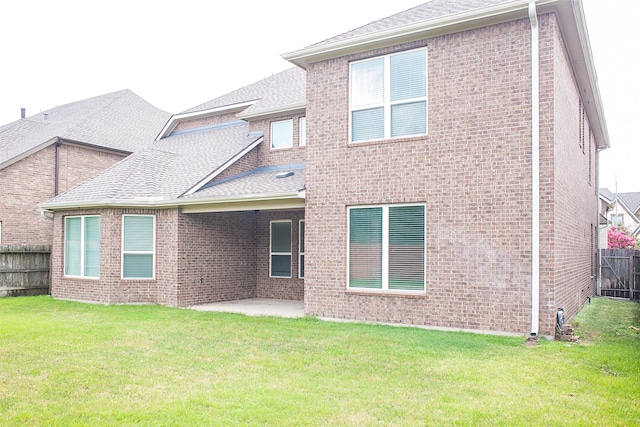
[547,14,598,331]
[51,208,305,306]
[51,208,179,305]
[0,144,125,246]
[304,18,564,335]
[256,210,305,301]
[176,211,258,306]
[0,146,56,245]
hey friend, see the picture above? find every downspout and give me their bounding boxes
[528,0,540,338]
[54,139,61,196]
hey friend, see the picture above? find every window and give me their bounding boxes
[122,215,155,279]
[271,119,293,149]
[270,220,292,277]
[64,216,100,278]
[611,214,624,226]
[0,221,2,245]
[350,48,427,142]
[299,117,306,147]
[299,220,305,278]
[348,204,425,291]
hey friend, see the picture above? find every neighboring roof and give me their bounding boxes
[0,89,171,169]
[41,121,263,209]
[183,67,305,119]
[600,188,640,215]
[283,0,610,150]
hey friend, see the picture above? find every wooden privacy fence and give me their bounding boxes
[600,248,640,300]
[0,245,51,297]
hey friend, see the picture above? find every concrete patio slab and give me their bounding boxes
[190,298,304,318]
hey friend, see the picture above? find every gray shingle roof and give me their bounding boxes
[182,67,305,117]
[309,0,514,48]
[184,164,305,201]
[44,121,262,206]
[0,90,171,167]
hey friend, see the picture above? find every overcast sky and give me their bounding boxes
[1,0,637,192]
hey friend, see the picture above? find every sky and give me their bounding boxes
[0,0,637,192]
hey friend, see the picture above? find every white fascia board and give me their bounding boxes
[40,191,304,212]
[181,193,305,214]
[282,0,532,67]
[0,137,59,170]
[155,100,258,140]
[236,102,306,121]
[181,136,263,196]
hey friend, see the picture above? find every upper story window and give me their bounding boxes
[271,119,293,149]
[350,47,427,143]
[299,117,306,147]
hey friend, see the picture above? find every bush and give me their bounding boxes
[607,225,638,249]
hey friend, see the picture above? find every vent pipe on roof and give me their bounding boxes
[20,108,26,119]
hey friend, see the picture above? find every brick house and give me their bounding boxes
[0,90,171,245]
[41,0,608,338]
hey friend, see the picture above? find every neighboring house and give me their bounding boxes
[0,90,171,245]
[41,0,608,338]
[598,188,640,248]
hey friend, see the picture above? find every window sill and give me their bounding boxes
[348,134,428,148]
[63,276,100,281]
[346,289,426,298]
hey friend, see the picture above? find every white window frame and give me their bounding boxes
[611,214,624,226]
[0,221,2,245]
[121,214,156,280]
[349,47,428,143]
[270,220,292,278]
[299,117,306,147]
[298,220,305,278]
[270,119,293,150]
[64,215,100,279]
[347,203,426,293]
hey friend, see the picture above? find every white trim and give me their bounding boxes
[181,136,263,196]
[121,214,156,280]
[270,220,292,278]
[237,102,305,121]
[298,219,305,278]
[347,203,426,293]
[64,215,100,279]
[155,100,258,140]
[298,117,306,147]
[529,1,540,338]
[349,47,428,143]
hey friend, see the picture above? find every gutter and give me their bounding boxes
[528,1,540,338]
[38,190,305,212]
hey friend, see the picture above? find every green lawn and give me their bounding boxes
[1,297,639,426]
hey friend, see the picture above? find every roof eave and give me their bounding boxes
[282,0,533,68]
[236,102,306,121]
[40,190,305,213]
[155,100,258,140]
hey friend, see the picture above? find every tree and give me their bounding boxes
[607,225,638,249]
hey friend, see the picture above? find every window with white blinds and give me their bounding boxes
[348,204,425,292]
[299,220,305,278]
[350,48,427,142]
[270,220,292,278]
[122,215,155,279]
[64,215,100,278]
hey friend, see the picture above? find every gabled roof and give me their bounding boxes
[600,188,640,216]
[156,68,306,140]
[41,121,263,209]
[0,90,171,169]
[185,67,305,119]
[283,0,609,150]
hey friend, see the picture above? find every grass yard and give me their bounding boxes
[1,297,639,426]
